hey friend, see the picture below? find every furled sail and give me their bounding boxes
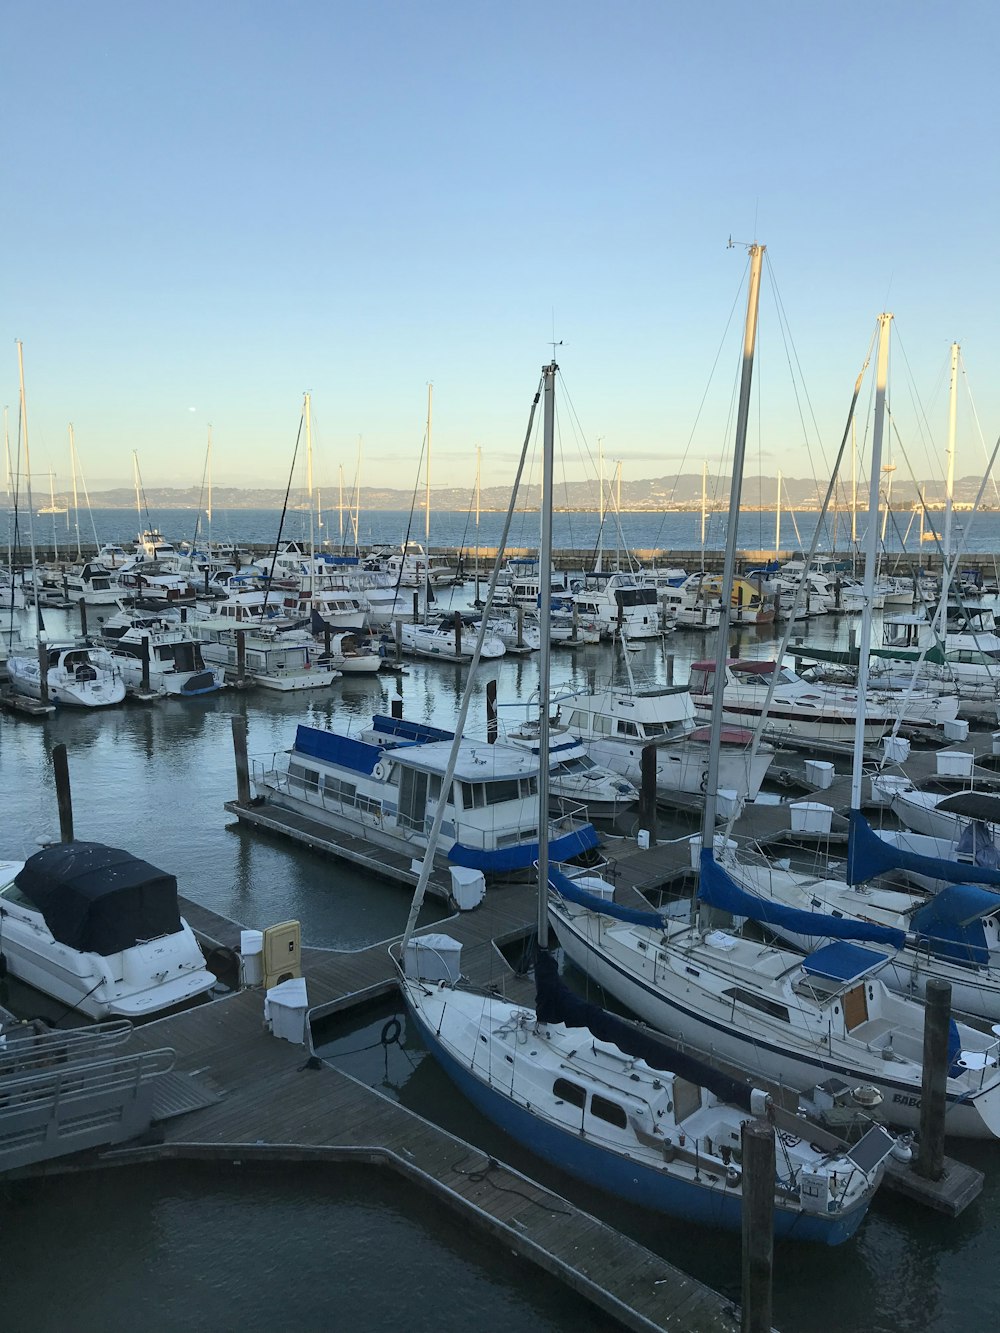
[847,810,1000,889]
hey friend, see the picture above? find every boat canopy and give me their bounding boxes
[846,810,1000,890]
[939,791,1000,823]
[800,941,891,985]
[910,884,1000,968]
[533,948,754,1112]
[697,850,906,949]
[293,724,382,776]
[14,841,183,956]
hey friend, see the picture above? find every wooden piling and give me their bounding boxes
[916,978,951,1182]
[639,745,658,845]
[77,598,88,638]
[486,679,498,743]
[412,591,419,623]
[36,641,49,704]
[390,696,403,720]
[231,715,251,806]
[140,635,151,693]
[394,618,402,664]
[235,629,247,686]
[453,611,462,658]
[516,606,524,649]
[740,1116,775,1333]
[665,652,674,686]
[52,743,74,843]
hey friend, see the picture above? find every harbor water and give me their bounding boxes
[3,594,1000,1332]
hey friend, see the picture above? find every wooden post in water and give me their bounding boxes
[412,591,419,623]
[231,715,251,806]
[62,572,69,605]
[36,641,49,704]
[639,744,657,845]
[391,695,403,720]
[916,977,951,1182]
[140,634,151,693]
[516,605,524,649]
[740,1116,775,1333]
[394,617,403,664]
[453,611,462,658]
[486,679,498,743]
[52,743,74,842]
[236,629,247,686]
[324,625,332,660]
[77,598,88,638]
[665,652,675,686]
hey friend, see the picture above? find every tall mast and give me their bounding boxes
[596,437,604,573]
[206,424,213,552]
[425,383,433,545]
[16,342,41,636]
[615,460,623,569]
[48,468,59,561]
[69,424,82,560]
[850,417,858,575]
[338,463,344,552]
[700,460,708,571]
[849,313,893,812]
[700,242,764,841]
[537,360,557,948]
[305,393,314,610]
[132,451,141,538]
[938,341,960,633]
[4,408,12,573]
[475,443,482,596]
[774,470,781,557]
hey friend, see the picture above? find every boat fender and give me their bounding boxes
[890,1133,913,1163]
[699,770,709,793]
[373,762,388,780]
[726,1166,741,1188]
[381,1017,402,1047]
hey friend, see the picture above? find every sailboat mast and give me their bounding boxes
[16,342,41,634]
[338,464,344,551]
[69,424,82,560]
[537,360,557,948]
[700,242,764,841]
[596,437,604,574]
[849,313,893,812]
[48,468,59,561]
[475,443,481,597]
[206,425,213,552]
[938,341,959,633]
[305,392,314,611]
[425,383,433,545]
[700,461,708,570]
[4,408,12,573]
[774,470,781,557]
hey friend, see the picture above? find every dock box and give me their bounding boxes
[804,760,835,790]
[789,802,833,834]
[264,976,310,1044]
[936,750,974,778]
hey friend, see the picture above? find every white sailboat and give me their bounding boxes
[397,359,890,1243]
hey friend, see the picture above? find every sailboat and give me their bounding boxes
[549,277,1000,1139]
[397,357,891,1242]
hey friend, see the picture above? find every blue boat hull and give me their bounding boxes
[407,1001,871,1245]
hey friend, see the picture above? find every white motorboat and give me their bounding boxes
[252,720,599,882]
[0,843,217,1020]
[190,619,340,690]
[98,609,226,696]
[7,643,126,708]
[62,562,123,605]
[400,614,505,663]
[570,570,661,639]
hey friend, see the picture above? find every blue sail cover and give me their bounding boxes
[910,883,1000,968]
[698,850,906,949]
[547,866,666,927]
[847,810,1000,890]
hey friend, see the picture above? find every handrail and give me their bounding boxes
[0,1019,134,1077]
[0,1046,176,1108]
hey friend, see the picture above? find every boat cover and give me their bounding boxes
[14,841,182,956]
[698,850,906,949]
[293,724,381,775]
[909,883,1000,968]
[800,941,890,984]
[847,810,1000,890]
[547,866,666,927]
[938,791,1000,823]
[533,948,754,1112]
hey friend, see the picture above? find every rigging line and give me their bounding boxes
[189,445,210,551]
[891,325,947,486]
[764,252,828,501]
[722,327,877,844]
[261,412,305,622]
[396,431,427,601]
[961,354,1000,507]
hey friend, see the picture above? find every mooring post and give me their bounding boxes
[62,572,69,605]
[516,605,525,649]
[639,744,658,845]
[571,602,579,642]
[453,611,462,658]
[78,597,88,638]
[235,629,247,686]
[412,591,419,623]
[52,743,74,842]
[231,714,251,806]
[916,977,952,1182]
[140,634,151,693]
[665,652,675,685]
[741,1116,775,1333]
[36,641,49,704]
[394,617,403,664]
[486,679,498,743]
[391,695,403,720]
[324,625,332,660]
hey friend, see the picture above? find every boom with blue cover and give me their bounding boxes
[698,850,906,949]
[547,866,667,928]
[847,810,1000,890]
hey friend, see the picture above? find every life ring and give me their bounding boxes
[373,762,388,781]
[381,1017,402,1047]
[699,770,709,793]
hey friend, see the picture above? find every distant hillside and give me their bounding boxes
[47,474,994,511]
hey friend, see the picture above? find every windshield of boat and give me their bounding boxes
[554,755,595,773]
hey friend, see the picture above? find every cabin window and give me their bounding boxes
[672,1077,701,1124]
[616,721,640,737]
[553,1077,586,1109]
[428,774,443,801]
[590,1094,627,1129]
[568,710,589,729]
[460,778,531,809]
[289,763,320,791]
[398,767,429,831]
[722,987,789,1023]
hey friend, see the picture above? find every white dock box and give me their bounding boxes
[404,933,463,984]
[804,760,835,790]
[882,736,910,764]
[240,929,264,988]
[449,866,486,911]
[264,976,310,1044]
[689,834,738,870]
[943,718,970,742]
[789,801,833,834]
[936,750,974,778]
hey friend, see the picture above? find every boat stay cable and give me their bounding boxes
[260,410,305,622]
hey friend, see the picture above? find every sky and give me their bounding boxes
[3,1,999,499]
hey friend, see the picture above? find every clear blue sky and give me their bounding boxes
[4,1,998,497]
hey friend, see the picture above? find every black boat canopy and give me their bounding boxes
[14,841,182,956]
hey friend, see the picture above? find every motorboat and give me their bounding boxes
[252,720,599,882]
[190,619,340,690]
[400,614,505,663]
[0,842,217,1020]
[97,609,226,696]
[7,643,126,707]
[570,571,661,640]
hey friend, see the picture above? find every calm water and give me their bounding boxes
[2,604,999,1332]
[18,504,1000,557]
